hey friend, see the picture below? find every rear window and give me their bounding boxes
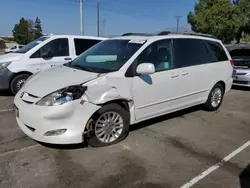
[230,49,250,58]
[206,41,228,62]
[173,38,212,68]
[74,39,102,55]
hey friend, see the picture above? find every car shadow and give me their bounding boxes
[38,141,87,150]
[239,164,250,188]
[232,86,250,91]
[39,105,202,150]
[0,90,13,96]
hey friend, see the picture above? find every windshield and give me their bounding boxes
[16,36,50,53]
[67,39,145,73]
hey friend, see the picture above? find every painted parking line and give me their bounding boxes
[180,140,250,188]
[0,108,14,113]
[0,144,40,157]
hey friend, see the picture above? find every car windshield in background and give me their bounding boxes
[16,36,50,53]
[68,39,145,73]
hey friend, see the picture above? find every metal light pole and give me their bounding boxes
[80,0,84,35]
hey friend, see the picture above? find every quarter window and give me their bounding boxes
[173,38,211,68]
[31,38,69,58]
[74,39,101,55]
[206,41,228,62]
[135,39,174,72]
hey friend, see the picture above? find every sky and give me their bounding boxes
[0,0,197,37]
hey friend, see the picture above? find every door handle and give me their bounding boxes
[181,72,188,76]
[171,73,179,78]
[64,58,72,60]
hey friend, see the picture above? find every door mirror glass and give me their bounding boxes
[136,63,155,75]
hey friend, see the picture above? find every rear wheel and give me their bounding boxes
[10,74,30,95]
[204,83,225,111]
[87,104,130,147]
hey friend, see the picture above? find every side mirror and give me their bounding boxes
[41,50,52,58]
[136,63,155,75]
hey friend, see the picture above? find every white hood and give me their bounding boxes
[23,66,101,97]
[0,53,24,63]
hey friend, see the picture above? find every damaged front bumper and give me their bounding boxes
[14,90,100,144]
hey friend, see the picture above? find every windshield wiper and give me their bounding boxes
[72,64,92,72]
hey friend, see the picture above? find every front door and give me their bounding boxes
[132,39,184,121]
[29,38,71,71]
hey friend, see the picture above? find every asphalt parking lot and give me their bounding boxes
[0,88,250,188]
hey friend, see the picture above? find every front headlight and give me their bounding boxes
[36,85,87,106]
[0,61,12,70]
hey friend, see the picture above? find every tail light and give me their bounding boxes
[230,60,234,67]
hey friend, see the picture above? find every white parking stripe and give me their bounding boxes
[0,144,40,157]
[0,108,14,113]
[180,140,250,188]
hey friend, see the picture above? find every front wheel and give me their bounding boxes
[10,74,30,95]
[87,104,130,147]
[204,83,225,111]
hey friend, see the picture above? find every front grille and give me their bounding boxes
[27,93,39,98]
[233,80,249,84]
[25,124,35,132]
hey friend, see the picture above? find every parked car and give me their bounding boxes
[14,32,233,147]
[225,43,250,87]
[5,45,25,53]
[0,35,106,94]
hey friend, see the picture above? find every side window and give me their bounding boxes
[11,46,17,50]
[206,41,228,62]
[30,38,69,58]
[173,38,211,68]
[135,39,174,72]
[74,39,101,55]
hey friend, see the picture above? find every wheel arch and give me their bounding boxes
[9,71,33,87]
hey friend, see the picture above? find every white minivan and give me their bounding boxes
[0,35,106,94]
[14,32,233,147]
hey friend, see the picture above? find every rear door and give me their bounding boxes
[172,38,215,106]
[29,38,71,71]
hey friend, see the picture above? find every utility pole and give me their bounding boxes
[97,2,100,37]
[176,16,181,33]
[80,0,83,35]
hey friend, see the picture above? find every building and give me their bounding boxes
[0,38,7,53]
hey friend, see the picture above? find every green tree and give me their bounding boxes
[233,0,250,43]
[188,0,241,43]
[12,17,30,45]
[34,17,43,39]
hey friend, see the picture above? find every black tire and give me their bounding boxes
[10,74,30,95]
[87,103,130,147]
[204,83,225,111]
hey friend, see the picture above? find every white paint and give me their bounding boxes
[0,144,39,157]
[180,140,250,188]
[0,108,13,113]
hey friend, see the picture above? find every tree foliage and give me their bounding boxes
[12,17,43,45]
[188,0,250,43]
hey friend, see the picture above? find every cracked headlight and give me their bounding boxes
[36,85,87,106]
[0,61,12,70]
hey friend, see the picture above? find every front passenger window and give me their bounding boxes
[135,39,174,72]
[31,38,69,58]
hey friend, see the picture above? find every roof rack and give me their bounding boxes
[158,31,218,39]
[122,33,154,36]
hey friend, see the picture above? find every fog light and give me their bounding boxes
[44,129,67,136]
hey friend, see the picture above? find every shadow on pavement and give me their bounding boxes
[0,90,13,96]
[232,86,250,91]
[37,141,87,150]
[130,105,202,132]
[239,164,250,188]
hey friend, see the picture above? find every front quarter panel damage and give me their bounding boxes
[83,75,136,124]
